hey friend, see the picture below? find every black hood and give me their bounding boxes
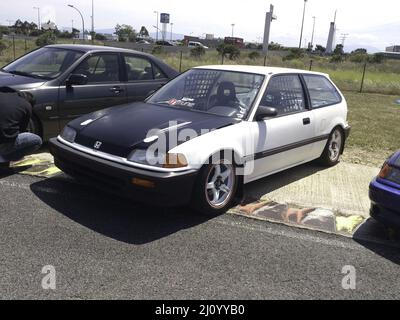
[69,102,239,157]
[0,71,46,90]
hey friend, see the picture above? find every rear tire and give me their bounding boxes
[318,127,343,167]
[191,156,238,216]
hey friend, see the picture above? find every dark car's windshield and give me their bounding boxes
[2,47,84,80]
[147,69,264,119]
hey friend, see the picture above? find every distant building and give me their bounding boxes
[205,34,214,40]
[224,37,244,48]
[386,45,400,53]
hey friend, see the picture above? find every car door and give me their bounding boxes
[302,74,344,158]
[245,74,315,182]
[58,52,127,129]
[123,54,169,103]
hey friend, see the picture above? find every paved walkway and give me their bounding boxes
[244,162,380,218]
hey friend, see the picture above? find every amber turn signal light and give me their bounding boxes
[132,178,155,188]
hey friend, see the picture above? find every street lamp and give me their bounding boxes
[153,11,159,42]
[170,23,174,41]
[298,0,308,48]
[91,0,94,36]
[231,23,235,38]
[68,4,85,41]
[310,16,316,49]
[33,7,41,29]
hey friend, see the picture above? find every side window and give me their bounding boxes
[261,75,305,116]
[303,75,341,108]
[124,56,154,81]
[74,54,120,84]
[153,64,167,79]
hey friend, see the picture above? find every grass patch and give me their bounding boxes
[343,92,400,166]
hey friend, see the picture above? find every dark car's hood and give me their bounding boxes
[68,102,240,157]
[0,71,46,89]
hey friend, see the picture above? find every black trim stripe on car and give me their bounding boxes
[251,134,330,161]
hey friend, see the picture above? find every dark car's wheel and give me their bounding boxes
[319,127,343,167]
[191,157,238,216]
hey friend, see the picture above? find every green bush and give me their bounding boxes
[216,44,240,60]
[248,51,261,60]
[190,46,205,58]
[349,53,368,63]
[283,48,304,61]
[369,53,384,64]
[151,45,163,55]
[0,40,7,55]
[330,54,344,63]
[35,32,57,47]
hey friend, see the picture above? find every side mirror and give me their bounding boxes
[66,74,88,86]
[256,106,278,121]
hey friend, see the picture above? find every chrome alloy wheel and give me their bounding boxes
[205,161,235,209]
[328,129,342,162]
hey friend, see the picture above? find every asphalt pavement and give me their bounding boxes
[0,173,399,299]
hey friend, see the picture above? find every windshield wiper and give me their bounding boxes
[8,70,50,80]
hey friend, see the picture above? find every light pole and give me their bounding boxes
[310,16,316,49]
[154,11,159,42]
[33,7,41,29]
[68,4,85,41]
[231,23,235,38]
[170,23,174,41]
[298,0,308,48]
[91,0,94,35]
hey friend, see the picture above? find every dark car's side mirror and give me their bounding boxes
[256,106,278,121]
[66,74,88,86]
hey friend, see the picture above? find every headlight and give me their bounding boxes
[128,149,188,169]
[60,126,77,143]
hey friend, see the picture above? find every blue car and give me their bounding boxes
[369,150,400,228]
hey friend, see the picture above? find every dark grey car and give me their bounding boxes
[0,44,179,140]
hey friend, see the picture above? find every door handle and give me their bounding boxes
[110,86,124,94]
[303,117,311,125]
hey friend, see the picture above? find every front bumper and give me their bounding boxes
[369,177,400,228]
[49,138,198,207]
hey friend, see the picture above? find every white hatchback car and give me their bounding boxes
[50,65,350,215]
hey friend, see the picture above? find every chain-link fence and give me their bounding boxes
[1,36,399,96]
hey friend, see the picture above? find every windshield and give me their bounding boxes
[147,69,265,119]
[3,47,84,80]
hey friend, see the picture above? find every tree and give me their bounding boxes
[216,44,240,60]
[139,26,149,38]
[95,33,107,41]
[0,26,10,36]
[315,44,326,54]
[36,32,57,47]
[351,48,367,54]
[333,44,344,56]
[190,46,205,58]
[114,24,136,42]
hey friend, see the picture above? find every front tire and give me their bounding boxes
[191,158,238,216]
[318,128,343,167]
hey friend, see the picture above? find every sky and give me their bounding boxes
[0,0,399,52]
